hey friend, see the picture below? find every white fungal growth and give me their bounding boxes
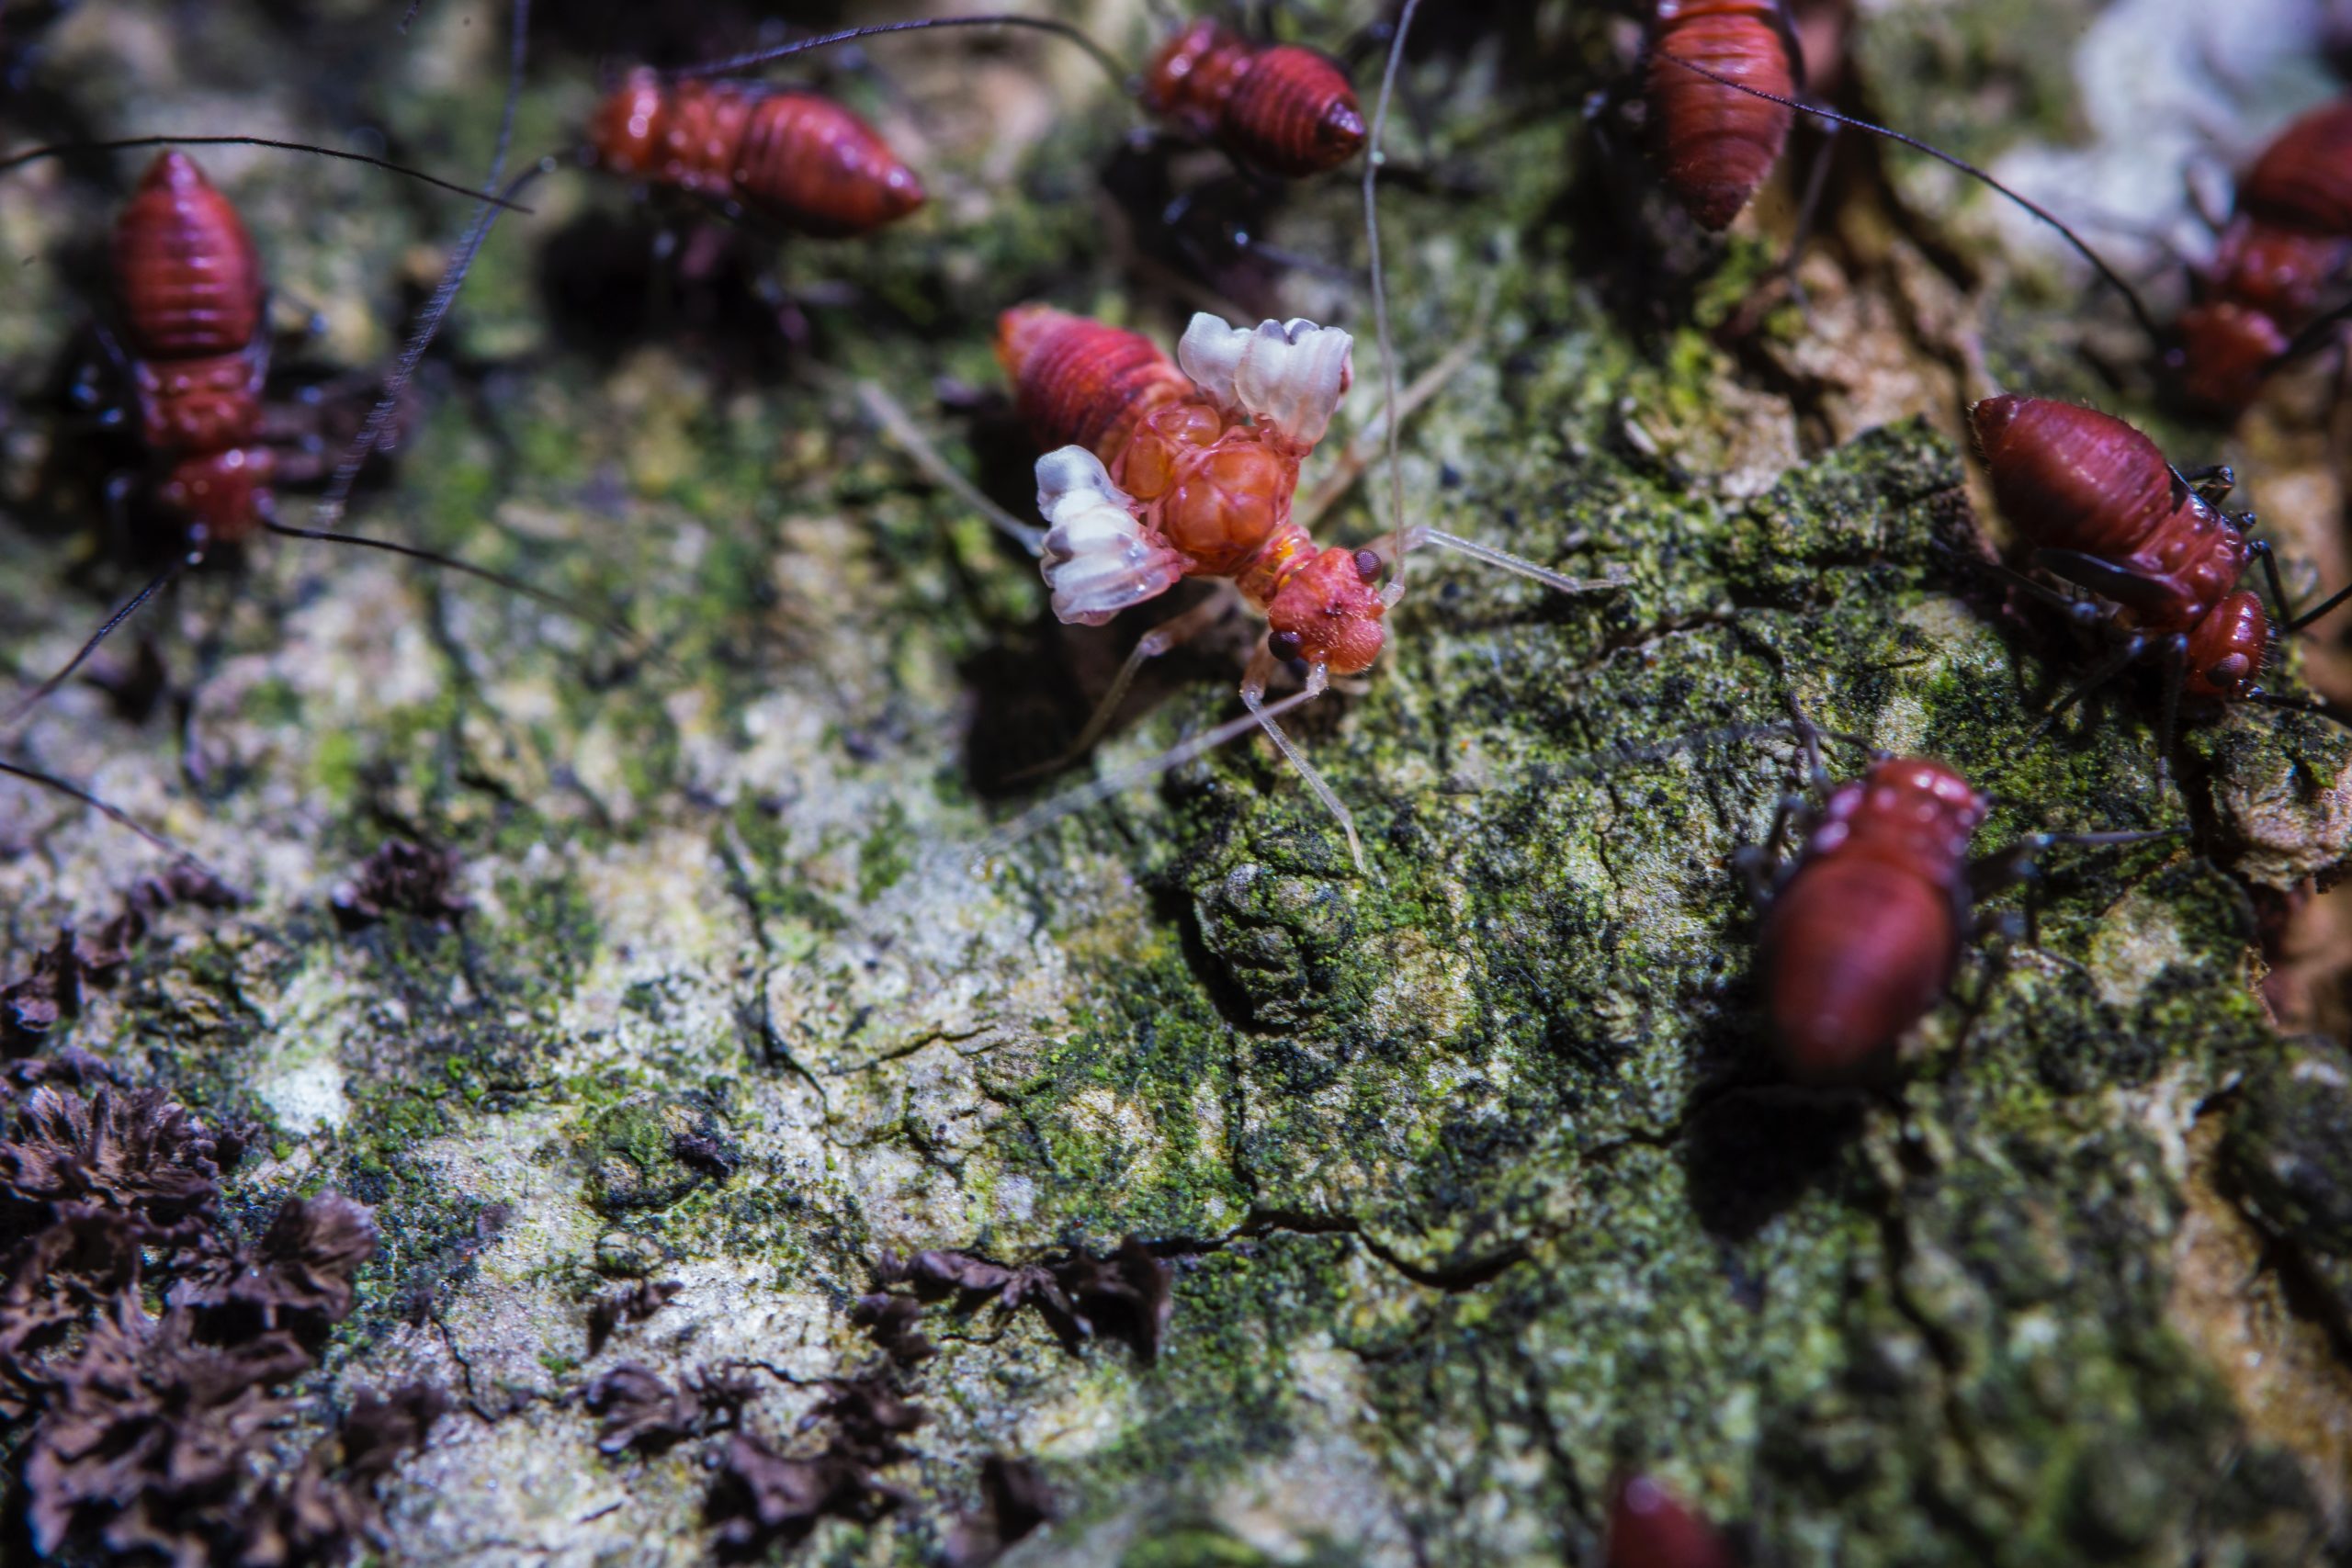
[1177,314,1354,448]
[1035,446,1188,626]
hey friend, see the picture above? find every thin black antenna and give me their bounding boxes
[0,757,212,869]
[666,15,1133,94]
[314,0,537,532]
[0,136,533,211]
[5,559,187,730]
[1651,52,2166,346]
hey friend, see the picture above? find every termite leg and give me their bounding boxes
[2155,631,2189,787]
[2245,539,2296,622]
[2177,462,2235,505]
[6,556,195,729]
[1240,642,1366,875]
[1010,591,1236,784]
[1781,111,1842,312]
[1967,823,2184,942]
[2032,632,2148,738]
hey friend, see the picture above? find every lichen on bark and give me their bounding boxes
[3,1,2351,1564]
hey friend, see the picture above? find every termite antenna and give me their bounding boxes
[1650,52,2166,347]
[1362,0,1420,591]
[5,558,189,731]
[665,15,1134,96]
[0,136,534,211]
[316,0,534,534]
[0,757,217,873]
[973,686,1322,868]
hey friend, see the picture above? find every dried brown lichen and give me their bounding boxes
[705,1374,923,1562]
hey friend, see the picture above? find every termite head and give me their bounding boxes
[2184,588,2268,700]
[159,446,276,545]
[587,67,668,177]
[2171,302,2290,415]
[1265,546,1386,674]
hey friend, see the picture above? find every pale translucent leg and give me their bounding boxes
[1010,590,1235,783]
[854,379,1046,555]
[972,685,1324,865]
[1240,644,1366,876]
[1395,526,1630,600]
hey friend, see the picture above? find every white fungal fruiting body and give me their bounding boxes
[1035,446,1188,626]
[1175,314,1354,448]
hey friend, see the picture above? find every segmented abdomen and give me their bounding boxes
[112,152,264,361]
[1141,20,1365,177]
[1646,0,1796,231]
[1971,395,2245,631]
[589,69,925,237]
[995,305,1194,459]
[1760,761,1984,1081]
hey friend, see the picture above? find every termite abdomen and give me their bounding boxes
[1757,760,1985,1082]
[1142,19,1365,178]
[1646,0,1798,231]
[995,305,1192,459]
[111,151,263,362]
[588,68,925,238]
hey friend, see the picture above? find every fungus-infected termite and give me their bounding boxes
[1738,722,2177,1083]
[1968,394,2352,762]
[982,303,1623,872]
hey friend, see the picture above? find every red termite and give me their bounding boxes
[1645,0,1803,231]
[2173,96,2352,413]
[1,9,632,728]
[1739,733,2172,1082]
[1967,394,2352,757]
[983,303,1622,872]
[1605,1473,1742,1568]
[584,69,925,238]
[1139,17,1367,177]
[650,14,1362,184]
[107,151,277,547]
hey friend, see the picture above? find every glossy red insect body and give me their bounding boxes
[2175,96,2352,412]
[1646,0,1800,230]
[1140,18,1367,177]
[588,67,925,237]
[996,303,1385,673]
[110,151,276,542]
[1971,395,2268,702]
[1606,1473,1743,1568]
[1757,759,1986,1082]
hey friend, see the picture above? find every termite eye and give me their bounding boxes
[1352,548,1383,583]
[1268,631,1305,663]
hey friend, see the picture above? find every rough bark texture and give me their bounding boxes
[4,1,2352,1564]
